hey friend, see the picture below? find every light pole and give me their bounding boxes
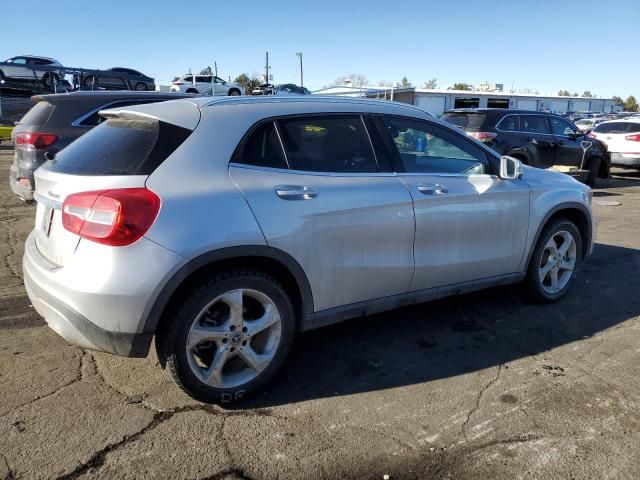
[296,52,303,87]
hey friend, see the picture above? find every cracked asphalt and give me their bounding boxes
[1,145,639,479]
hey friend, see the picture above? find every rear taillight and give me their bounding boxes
[587,132,597,139]
[624,133,640,141]
[467,132,497,143]
[62,188,160,246]
[15,132,58,151]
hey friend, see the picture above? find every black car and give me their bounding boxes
[75,67,155,91]
[9,91,192,201]
[442,109,610,186]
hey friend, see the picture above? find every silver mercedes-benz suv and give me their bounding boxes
[23,96,595,403]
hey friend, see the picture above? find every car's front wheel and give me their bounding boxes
[163,270,295,404]
[525,219,583,302]
[134,82,147,91]
[228,88,241,96]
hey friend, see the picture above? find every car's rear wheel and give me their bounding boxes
[185,88,198,94]
[525,219,582,302]
[163,270,295,404]
[228,88,241,96]
[135,82,147,91]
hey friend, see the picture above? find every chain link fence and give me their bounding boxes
[0,94,35,127]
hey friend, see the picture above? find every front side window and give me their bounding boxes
[214,76,225,84]
[234,122,287,169]
[277,115,377,173]
[520,115,550,134]
[382,117,487,175]
[549,116,576,136]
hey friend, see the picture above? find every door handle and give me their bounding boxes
[527,137,538,145]
[274,185,318,200]
[417,184,448,195]
[557,140,566,145]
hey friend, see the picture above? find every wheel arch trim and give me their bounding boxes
[141,245,314,334]
[524,201,593,270]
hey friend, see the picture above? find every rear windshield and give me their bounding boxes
[441,112,487,132]
[46,118,191,176]
[593,122,640,134]
[18,100,53,126]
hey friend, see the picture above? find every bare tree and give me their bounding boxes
[424,78,437,89]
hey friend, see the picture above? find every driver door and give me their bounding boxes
[548,115,585,169]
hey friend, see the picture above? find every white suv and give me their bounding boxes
[170,75,244,96]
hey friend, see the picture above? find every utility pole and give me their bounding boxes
[214,62,218,77]
[264,51,271,85]
[296,52,303,87]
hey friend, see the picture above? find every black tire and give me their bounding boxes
[83,75,97,89]
[0,70,5,82]
[524,219,583,303]
[228,88,241,96]
[162,269,296,404]
[135,82,147,91]
[585,156,601,187]
[185,88,198,94]
[42,73,59,88]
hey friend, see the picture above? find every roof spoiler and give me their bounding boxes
[98,99,201,130]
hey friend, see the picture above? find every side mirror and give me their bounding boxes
[499,155,523,180]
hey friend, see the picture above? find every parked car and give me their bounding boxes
[574,118,606,133]
[442,109,610,186]
[252,83,311,95]
[0,55,63,88]
[170,75,244,95]
[588,119,640,169]
[23,96,595,403]
[75,67,155,91]
[9,90,194,201]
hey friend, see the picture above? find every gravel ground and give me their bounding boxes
[1,145,639,480]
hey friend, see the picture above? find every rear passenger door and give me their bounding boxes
[229,115,416,312]
[376,116,530,291]
[519,114,556,168]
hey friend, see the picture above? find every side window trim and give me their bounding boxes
[272,120,291,169]
[495,114,520,133]
[548,115,577,138]
[496,113,555,136]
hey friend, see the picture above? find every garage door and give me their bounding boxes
[571,100,591,111]
[551,100,569,113]
[415,96,446,116]
[517,99,538,110]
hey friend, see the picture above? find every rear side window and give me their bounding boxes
[593,122,640,134]
[520,115,550,134]
[496,115,520,131]
[442,112,486,132]
[233,122,288,169]
[46,118,191,175]
[277,115,377,173]
[18,100,53,126]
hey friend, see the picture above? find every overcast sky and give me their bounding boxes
[3,0,638,98]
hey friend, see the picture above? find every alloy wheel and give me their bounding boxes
[185,289,282,389]
[538,230,577,294]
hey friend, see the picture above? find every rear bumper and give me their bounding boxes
[610,153,640,168]
[24,269,152,356]
[22,231,184,357]
[9,164,35,201]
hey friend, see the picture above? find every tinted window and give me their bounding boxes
[183,76,193,82]
[277,116,377,173]
[47,118,191,175]
[10,58,27,65]
[383,117,487,174]
[234,122,287,169]
[520,115,550,134]
[497,115,520,131]
[593,122,640,134]
[441,112,486,132]
[195,76,211,83]
[18,101,53,126]
[549,116,576,136]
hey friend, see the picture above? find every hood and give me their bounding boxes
[521,164,589,191]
